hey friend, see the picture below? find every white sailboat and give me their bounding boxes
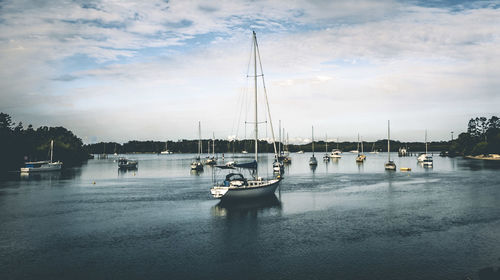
[191,121,204,171]
[369,142,379,154]
[309,126,318,166]
[205,133,217,165]
[323,134,330,162]
[384,120,396,170]
[421,130,433,167]
[330,138,342,158]
[160,141,172,154]
[417,130,433,167]
[210,31,281,200]
[21,140,63,172]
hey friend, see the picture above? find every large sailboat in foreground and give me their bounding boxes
[210,31,281,200]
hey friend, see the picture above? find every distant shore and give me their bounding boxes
[465,154,500,161]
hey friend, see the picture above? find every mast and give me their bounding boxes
[357,134,360,155]
[361,136,364,154]
[282,127,285,154]
[325,134,328,153]
[312,126,315,156]
[253,31,258,162]
[198,121,201,158]
[287,133,289,153]
[212,132,215,158]
[50,140,54,163]
[425,130,428,154]
[388,120,391,161]
[278,120,281,156]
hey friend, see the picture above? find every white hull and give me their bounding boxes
[417,154,427,162]
[20,162,62,173]
[211,179,280,200]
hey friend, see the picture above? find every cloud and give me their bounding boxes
[0,0,499,142]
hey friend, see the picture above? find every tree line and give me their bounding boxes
[85,139,450,155]
[449,116,500,156]
[0,113,88,173]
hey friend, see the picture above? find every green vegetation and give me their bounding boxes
[449,116,500,156]
[0,112,89,173]
[85,139,449,155]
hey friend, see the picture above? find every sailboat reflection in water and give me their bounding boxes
[210,31,282,200]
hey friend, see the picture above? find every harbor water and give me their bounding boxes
[1,153,499,279]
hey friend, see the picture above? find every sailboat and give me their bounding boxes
[421,130,433,167]
[384,120,396,170]
[190,121,204,171]
[21,140,63,172]
[205,133,217,165]
[323,134,330,162]
[161,141,172,154]
[355,134,366,162]
[210,31,281,200]
[369,142,379,154]
[329,138,342,158]
[309,126,318,166]
[282,132,292,163]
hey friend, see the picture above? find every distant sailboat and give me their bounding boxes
[384,120,396,170]
[161,141,172,154]
[309,126,318,166]
[369,142,379,154]
[421,130,433,167]
[355,134,366,162]
[205,133,217,165]
[191,121,204,171]
[282,133,292,163]
[330,137,342,159]
[210,31,281,200]
[323,134,330,162]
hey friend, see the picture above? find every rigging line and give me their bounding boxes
[255,36,278,158]
[231,87,245,139]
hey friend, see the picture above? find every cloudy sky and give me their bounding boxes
[1,0,499,143]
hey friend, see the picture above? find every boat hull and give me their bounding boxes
[20,162,62,173]
[211,179,281,200]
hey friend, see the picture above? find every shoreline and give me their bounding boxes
[465,154,500,161]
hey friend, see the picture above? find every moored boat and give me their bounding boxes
[118,158,138,169]
[210,31,282,200]
[384,120,396,171]
[20,140,62,173]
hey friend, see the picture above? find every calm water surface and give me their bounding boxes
[1,153,500,280]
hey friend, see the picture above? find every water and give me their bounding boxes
[1,153,500,280]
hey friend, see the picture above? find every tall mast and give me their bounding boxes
[50,140,54,163]
[253,31,258,162]
[212,132,215,158]
[388,120,390,161]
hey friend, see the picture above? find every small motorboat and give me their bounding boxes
[118,158,138,169]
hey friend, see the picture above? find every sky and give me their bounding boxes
[0,0,499,144]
